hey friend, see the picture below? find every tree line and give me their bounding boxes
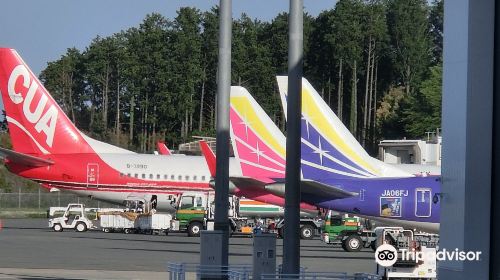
[38,0,443,154]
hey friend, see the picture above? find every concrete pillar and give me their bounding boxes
[439,0,494,279]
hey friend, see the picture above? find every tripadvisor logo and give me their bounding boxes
[375,244,398,267]
[374,244,483,267]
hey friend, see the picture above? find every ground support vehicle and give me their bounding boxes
[48,204,94,232]
[171,192,292,237]
[98,198,172,234]
[170,192,253,237]
[375,228,438,279]
[321,213,378,252]
[274,217,323,240]
[135,213,172,235]
[170,192,324,238]
[99,211,138,233]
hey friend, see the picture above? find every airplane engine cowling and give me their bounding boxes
[264,183,286,197]
[209,179,240,194]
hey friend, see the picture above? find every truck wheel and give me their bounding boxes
[188,222,202,237]
[370,241,377,251]
[75,222,87,232]
[53,224,63,232]
[124,228,131,234]
[103,228,111,233]
[300,225,314,240]
[343,235,363,252]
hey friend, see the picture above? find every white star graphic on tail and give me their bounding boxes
[312,137,329,166]
[302,113,313,139]
[239,109,252,140]
[250,141,265,163]
[301,100,315,140]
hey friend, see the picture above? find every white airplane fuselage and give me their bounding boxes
[6,151,244,213]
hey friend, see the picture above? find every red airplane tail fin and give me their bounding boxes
[156,141,172,155]
[199,140,216,177]
[0,48,94,155]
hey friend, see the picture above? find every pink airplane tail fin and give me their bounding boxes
[229,86,286,180]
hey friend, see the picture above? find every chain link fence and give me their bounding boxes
[0,190,119,209]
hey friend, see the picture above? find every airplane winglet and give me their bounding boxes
[0,147,54,167]
[199,140,216,177]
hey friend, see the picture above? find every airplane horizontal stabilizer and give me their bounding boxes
[265,179,357,201]
[229,176,268,189]
[0,147,54,167]
[301,179,357,199]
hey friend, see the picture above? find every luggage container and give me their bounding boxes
[99,212,137,233]
[136,213,172,235]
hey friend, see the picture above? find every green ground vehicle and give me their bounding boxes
[171,193,209,237]
[170,191,324,238]
[321,211,377,252]
[170,192,255,237]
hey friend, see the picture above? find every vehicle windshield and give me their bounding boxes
[331,216,342,226]
[180,196,194,210]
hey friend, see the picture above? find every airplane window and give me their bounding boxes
[178,175,182,181]
[134,174,138,178]
[193,175,197,181]
[119,173,124,177]
[127,173,131,177]
[149,174,153,179]
[164,175,168,180]
[202,176,206,181]
[142,174,146,179]
[171,175,175,180]
[157,174,160,180]
[185,176,190,181]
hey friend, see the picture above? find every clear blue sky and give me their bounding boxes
[0,0,336,75]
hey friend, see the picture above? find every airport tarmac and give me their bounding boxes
[0,219,375,279]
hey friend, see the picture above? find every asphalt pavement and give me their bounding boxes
[0,219,376,279]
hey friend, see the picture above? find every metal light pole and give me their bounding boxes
[283,0,303,274]
[214,0,232,268]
